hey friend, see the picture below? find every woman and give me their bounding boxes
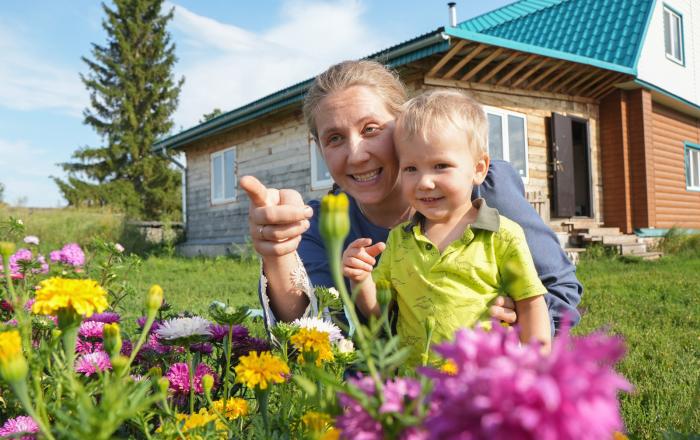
[240,60,582,333]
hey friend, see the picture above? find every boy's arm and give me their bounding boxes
[352,278,380,319]
[342,238,386,319]
[515,295,551,353]
[477,160,583,332]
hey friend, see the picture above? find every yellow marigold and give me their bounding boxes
[32,277,109,317]
[320,427,341,440]
[290,328,334,366]
[0,331,28,383]
[302,411,332,432]
[162,409,226,439]
[613,432,629,440]
[440,359,458,376]
[234,351,289,390]
[212,397,248,420]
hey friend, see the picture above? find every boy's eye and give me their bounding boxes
[435,163,452,170]
[403,166,416,172]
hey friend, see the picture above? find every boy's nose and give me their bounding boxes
[417,174,435,190]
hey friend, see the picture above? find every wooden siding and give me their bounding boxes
[627,89,656,229]
[650,103,700,228]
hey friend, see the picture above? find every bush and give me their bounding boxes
[658,227,700,258]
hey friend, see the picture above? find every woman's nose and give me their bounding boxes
[346,135,370,164]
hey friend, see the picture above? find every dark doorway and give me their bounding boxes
[550,113,593,218]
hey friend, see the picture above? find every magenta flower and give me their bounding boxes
[0,416,39,440]
[49,243,85,267]
[0,249,48,279]
[380,377,422,414]
[165,362,219,405]
[76,339,103,355]
[79,321,105,339]
[85,311,121,324]
[421,323,632,440]
[75,351,112,376]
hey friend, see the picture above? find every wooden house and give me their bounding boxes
[154,0,700,256]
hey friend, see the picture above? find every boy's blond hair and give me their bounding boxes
[396,89,488,157]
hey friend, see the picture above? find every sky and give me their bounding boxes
[0,0,513,207]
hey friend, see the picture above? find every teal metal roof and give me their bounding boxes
[453,0,654,70]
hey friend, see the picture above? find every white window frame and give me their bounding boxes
[210,146,237,204]
[310,140,333,190]
[686,143,700,192]
[484,106,530,181]
[663,5,684,65]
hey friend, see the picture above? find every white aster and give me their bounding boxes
[337,338,355,353]
[156,316,213,341]
[23,235,39,245]
[292,316,343,342]
[328,287,339,299]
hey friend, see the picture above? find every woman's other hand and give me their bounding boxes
[342,238,385,283]
[489,295,517,324]
[240,175,314,257]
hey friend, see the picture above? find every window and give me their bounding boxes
[310,141,333,189]
[686,142,700,191]
[663,5,684,65]
[211,147,237,203]
[484,106,529,178]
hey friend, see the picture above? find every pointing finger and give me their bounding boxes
[240,175,268,207]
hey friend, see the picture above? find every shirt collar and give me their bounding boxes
[403,198,500,233]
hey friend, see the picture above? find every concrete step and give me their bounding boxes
[602,235,640,245]
[555,232,573,248]
[563,248,586,265]
[619,243,648,255]
[578,227,621,236]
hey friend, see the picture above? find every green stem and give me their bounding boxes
[1,254,17,304]
[223,324,233,400]
[58,316,80,372]
[127,311,156,369]
[187,350,195,415]
[255,388,270,437]
[10,380,55,440]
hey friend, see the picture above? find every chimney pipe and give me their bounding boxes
[448,2,457,27]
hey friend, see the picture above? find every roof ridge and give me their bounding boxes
[457,0,568,32]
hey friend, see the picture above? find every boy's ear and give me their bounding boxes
[473,153,490,186]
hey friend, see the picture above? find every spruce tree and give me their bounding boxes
[55,0,184,219]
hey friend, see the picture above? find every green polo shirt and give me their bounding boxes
[372,199,546,365]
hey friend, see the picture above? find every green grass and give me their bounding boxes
[575,255,700,439]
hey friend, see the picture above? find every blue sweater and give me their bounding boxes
[268,160,583,332]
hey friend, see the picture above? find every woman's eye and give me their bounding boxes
[325,134,342,146]
[363,125,379,135]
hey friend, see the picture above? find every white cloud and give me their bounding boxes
[169,0,390,128]
[0,138,66,207]
[0,25,87,117]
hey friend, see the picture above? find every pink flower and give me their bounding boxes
[79,321,105,339]
[114,243,125,253]
[165,362,219,405]
[0,416,39,440]
[75,351,112,376]
[76,339,103,355]
[85,311,121,324]
[0,249,48,279]
[49,243,85,267]
[421,323,632,440]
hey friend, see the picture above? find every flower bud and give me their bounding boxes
[148,366,163,379]
[146,285,164,313]
[0,330,28,383]
[157,377,170,394]
[376,280,392,311]
[103,323,122,358]
[336,338,355,354]
[424,316,436,339]
[0,242,16,260]
[319,193,350,244]
[270,322,297,345]
[201,374,214,396]
[209,301,249,325]
[110,355,128,376]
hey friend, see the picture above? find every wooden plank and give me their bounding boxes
[540,63,579,90]
[424,76,597,104]
[496,54,538,85]
[527,60,566,89]
[576,71,617,96]
[442,44,487,79]
[551,67,595,93]
[558,69,600,94]
[427,40,468,77]
[479,52,520,83]
[511,57,551,88]
[591,83,620,100]
[586,73,626,97]
[459,47,505,82]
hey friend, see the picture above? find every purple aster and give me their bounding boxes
[75,351,112,376]
[0,415,39,440]
[1,299,13,312]
[75,339,103,355]
[1,248,47,279]
[337,376,384,440]
[165,362,219,405]
[85,311,121,324]
[49,243,85,267]
[79,321,105,339]
[190,342,213,355]
[120,339,133,357]
[23,298,35,311]
[421,323,632,440]
[379,377,422,414]
[137,316,162,332]
[49,250,62,263]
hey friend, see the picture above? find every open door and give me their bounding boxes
[551,113,576,217]
[550,113,593,218]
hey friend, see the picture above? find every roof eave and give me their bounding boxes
[444,26,637,76]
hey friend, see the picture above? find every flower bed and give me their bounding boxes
[0,202,632,439]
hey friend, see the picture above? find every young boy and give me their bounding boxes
[342,89,551,365]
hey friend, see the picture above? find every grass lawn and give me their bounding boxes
[126,253,699,438]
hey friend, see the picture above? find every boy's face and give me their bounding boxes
[395,123,489,223]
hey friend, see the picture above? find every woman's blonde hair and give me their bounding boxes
[303,60,408,139]
[396,88,488,157]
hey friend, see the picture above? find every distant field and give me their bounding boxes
[1,206,698,437]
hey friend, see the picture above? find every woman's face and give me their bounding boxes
[314,85,400,205]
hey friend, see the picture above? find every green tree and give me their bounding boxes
[0,181,5,204]
[200,108,223,123]
[54,0,184,220]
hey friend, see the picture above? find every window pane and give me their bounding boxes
[316,151,332,182]
[487,113,503,160]
[224,150,236,199]
[507,115,527,177]
[693,150,700,188]
[664,10,672,55]
[212,155,223,200]
[672,14,682,60]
